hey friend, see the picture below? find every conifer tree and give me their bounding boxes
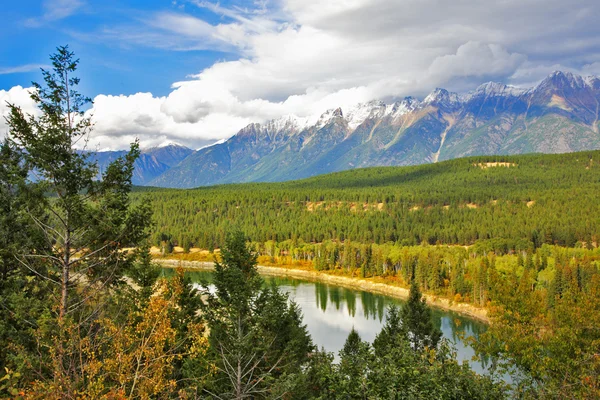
[373,305,406,357]
[5,45,152,396]
[203,231,312,398]
[0,139,50,386]
[6,45,149,319]
[402,279,442,350]
[338,328,370,398]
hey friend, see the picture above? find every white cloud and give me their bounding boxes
[0,86,39,138]
[148,12,214,38]
[427,42,526,86]
[582,62,600,75]
[7,0,600,150]
[86,92,250,150]
[25,0,84,27]
[0,64,49,75]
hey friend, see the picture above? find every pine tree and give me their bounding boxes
[373,305,407,357]
[5,45,152,396]
[7,45,149,319]
[401,279,442,350]
[127,245,161,304]
[203,231,312,398]
[0,139,51,388]
[338,328,370,398]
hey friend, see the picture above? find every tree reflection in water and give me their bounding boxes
[164,269,492,374]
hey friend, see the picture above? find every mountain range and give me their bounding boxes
[91,144,193,185]
[98,71,600,188]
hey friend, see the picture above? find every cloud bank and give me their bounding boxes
[4,0,600,149]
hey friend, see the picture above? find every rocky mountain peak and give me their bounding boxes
[143,142,190,152]
[263,115,305,134]
[345,101,387,129]
[471,81,526,98]
[423,88,461,109]
[584,75,600,89]
[236,115,306,142]
[315,107,345,129]
[385,97,419,118]
[537,70,592,92]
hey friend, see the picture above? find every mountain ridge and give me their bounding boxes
[91,144,193,185]
[97,71,600,188]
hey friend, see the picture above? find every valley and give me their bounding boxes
[130,149,600,396]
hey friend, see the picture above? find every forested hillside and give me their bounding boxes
[138,150,600,250]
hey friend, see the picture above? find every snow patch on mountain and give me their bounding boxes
[387,97,419,118]
[263,114,308,133]
[345,101,386,129]
[422,88,461,108]
[469,82,527,98]
[315,107,344,129]
[150,141,188,150]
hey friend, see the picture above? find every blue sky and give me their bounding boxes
[1,0,600,150]
[0,0,242,97]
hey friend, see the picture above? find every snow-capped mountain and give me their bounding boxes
[122,70,600,188]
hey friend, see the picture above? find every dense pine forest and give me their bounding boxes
[139,151,600,250]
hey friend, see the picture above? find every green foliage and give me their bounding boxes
[126,246,162,305]
[0,46,162,398]
[364,339,507,399]
[6,45,151,323]
[136,150,600,250]
[373,304,405,357]
[288,306,507,399]
[402,279,443,350]
[212,231,262,310]
[478,263,600,398]
[202,230,314,398]
[0,138,51,384]
[338,328,371,398]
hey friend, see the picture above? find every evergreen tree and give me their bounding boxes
[4,45,152,397]
[338,328,370,398]
[0,139,51,387]
[203,230,312,398]
[373,305,406,357]
[126,245,161,305]
[402,279,442,350]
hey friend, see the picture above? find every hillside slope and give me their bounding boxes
[136,150,600,250]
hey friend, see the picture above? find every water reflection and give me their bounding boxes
[163,269,491,375]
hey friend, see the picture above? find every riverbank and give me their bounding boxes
[155,258,489,323]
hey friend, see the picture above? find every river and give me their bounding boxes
[163,268,497,377]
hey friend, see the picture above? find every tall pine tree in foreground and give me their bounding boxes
[202,231,313,399]
[3,45,156,397]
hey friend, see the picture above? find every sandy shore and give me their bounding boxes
[156,259,489,323]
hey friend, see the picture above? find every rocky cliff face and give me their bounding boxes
[148,71,600,188]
